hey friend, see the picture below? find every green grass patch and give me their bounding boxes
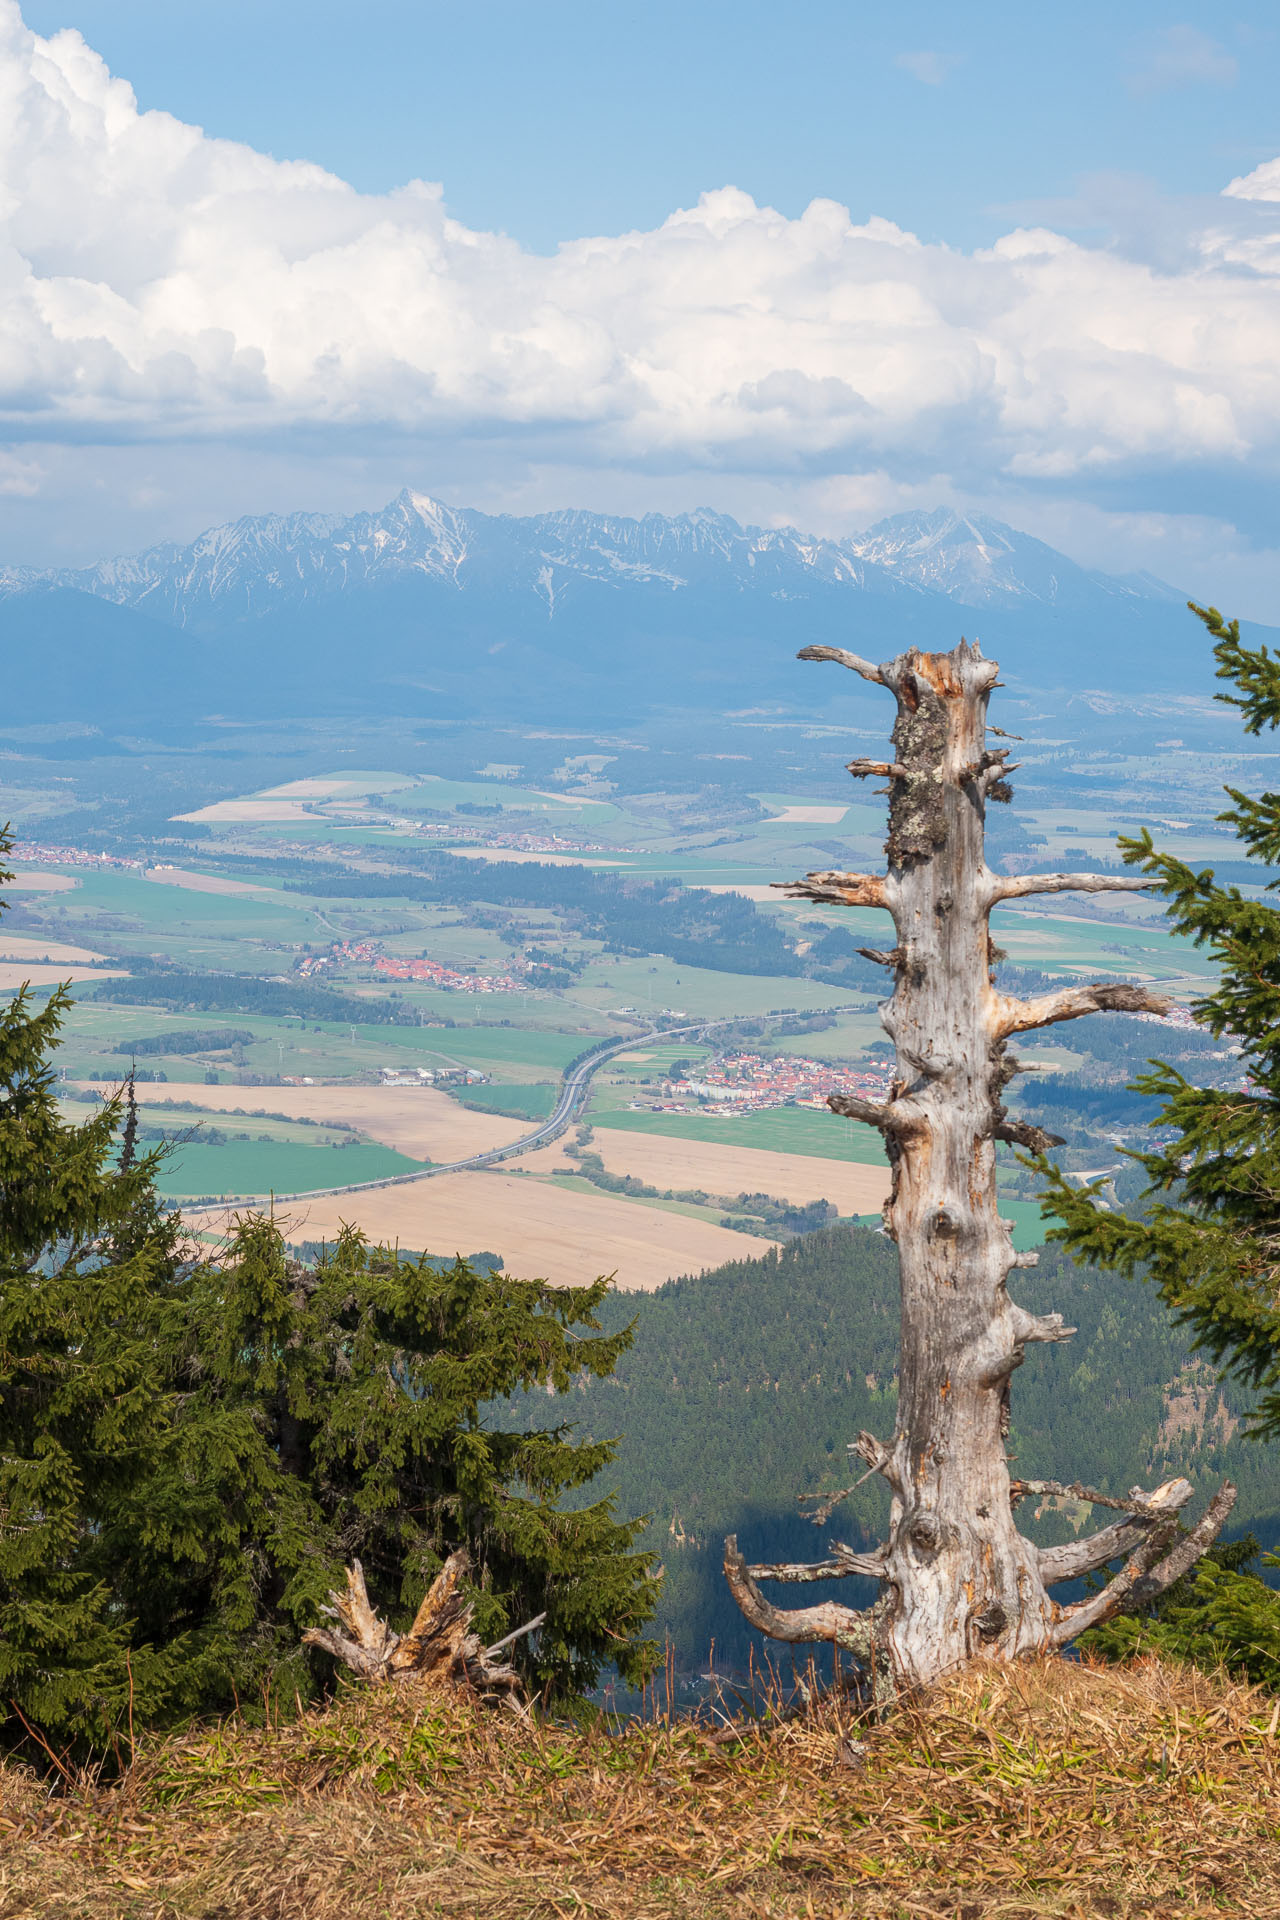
[589,1103,887,1165]
[456,1082,557,1120]
[369,1024,592,1074]
[155,1141,423,1199]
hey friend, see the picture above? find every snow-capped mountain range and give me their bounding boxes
[1,492,1180,628]
[2,491,1218,726]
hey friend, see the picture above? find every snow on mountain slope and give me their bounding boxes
[844,508,1181,610]
[0,492,1180,630]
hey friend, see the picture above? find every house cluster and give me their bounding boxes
[294,939,382,979]
[1133,1005,1198,1030]
[296,938,529,995]
[399,822,616,855]
[8,839,145,873]
[635,1051,895,1115]
[373,955,525,994]
[377,1065,489,1088]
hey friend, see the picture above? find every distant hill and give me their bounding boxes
[0,490,1244,725]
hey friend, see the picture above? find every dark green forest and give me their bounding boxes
[89,972,424,1027]
[491,1224,1280,1671]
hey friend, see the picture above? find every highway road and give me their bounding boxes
[263,1016,740,1206]
[261,1006,855,1207]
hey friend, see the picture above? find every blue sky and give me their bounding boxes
[19,2,1279,253]
[6,1,1280,617]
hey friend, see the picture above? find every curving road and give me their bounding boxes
[263,1017,733,1205]
[261,1008,848,1207]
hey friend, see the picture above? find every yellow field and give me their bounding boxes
[0,934,108,962]
[174,799,315,823]
[449,848,627,867]
[75,1081,527,1162]
[6,871,76,891]
[144,866,277,897]
[259,773,419,798]
[0,964,127,988]
[587,1127,888,1212]
[188,1168,777,1291]
[527,791,611,807]
[517,1128,890,1213]
[258,777,365,798]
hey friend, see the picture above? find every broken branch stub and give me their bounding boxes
[302,1552,539,1713]
[722,638,1232,1692]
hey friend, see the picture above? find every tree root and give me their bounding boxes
[302,1552,543,1715]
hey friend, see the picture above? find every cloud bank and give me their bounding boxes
[3,0,1280,599]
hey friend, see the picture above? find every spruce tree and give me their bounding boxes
[0,831,182,1754]
[1037,605,1280,1682]
[1081,1533,1280,1692]
[127,1219,659,1708]
[1038,604,1280,1437]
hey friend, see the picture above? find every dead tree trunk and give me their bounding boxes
[723,639,1234,1694]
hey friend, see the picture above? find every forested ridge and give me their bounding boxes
[492,1224,1280,1669]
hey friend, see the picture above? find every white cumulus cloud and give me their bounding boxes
[2,0,1280,507]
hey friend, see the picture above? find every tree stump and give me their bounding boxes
[303,1551,543,1714]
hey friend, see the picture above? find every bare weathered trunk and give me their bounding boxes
[724,639,1234,1694]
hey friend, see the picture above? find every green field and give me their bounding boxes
[365,1024,591,1074]
[243,772,622,825]
[60,991,600,1088]
[10,761,1238,1262]
[43,870,315,941]
[573,950,869,1021]
[457,1082,557,1119]
[154,1140,423,1199]
[589,1104,888,1165]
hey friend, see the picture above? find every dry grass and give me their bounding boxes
[2,1656,1277,1918]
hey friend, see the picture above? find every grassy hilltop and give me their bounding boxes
[3,1655,1277,1918]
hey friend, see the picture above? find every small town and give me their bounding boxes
[374,953,526,993]
[8,838,146,873]
[639,1049,895,1114]
[380,819,620,855]
[297,937,535,994]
